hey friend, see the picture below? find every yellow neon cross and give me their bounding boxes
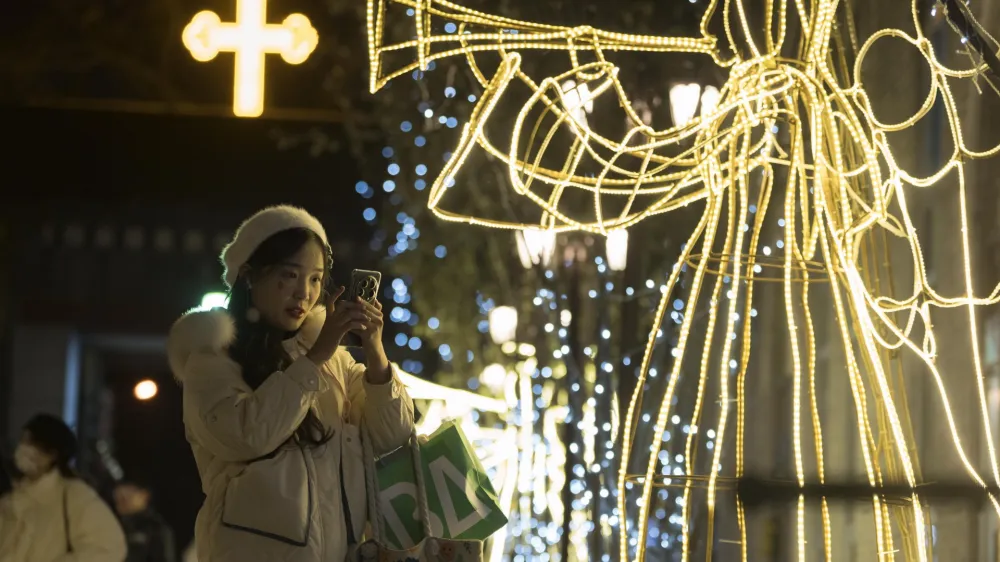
[182,0,318,117]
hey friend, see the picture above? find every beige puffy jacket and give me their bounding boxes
[167,306,414,562]
[0,470,127,562]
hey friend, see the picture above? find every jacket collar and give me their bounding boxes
[167,305,326,382]
[11,470,62,511]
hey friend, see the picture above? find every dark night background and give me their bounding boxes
[0,0,720,553]
[2,103,372,549]
[8,0,994,560]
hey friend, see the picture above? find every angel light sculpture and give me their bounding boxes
[367,0,1000,560]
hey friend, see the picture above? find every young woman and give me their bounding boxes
[0,414,127,562]
[167,206,414,562]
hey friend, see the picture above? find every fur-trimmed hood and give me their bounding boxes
[167,305,326,382]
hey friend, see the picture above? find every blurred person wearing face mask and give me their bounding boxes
[0,414,127,562]
[114,479,176,562]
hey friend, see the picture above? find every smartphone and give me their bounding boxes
[340,269,382,347]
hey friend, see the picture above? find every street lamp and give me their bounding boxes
[487,304,537,556]
[700,85,721,116]
[196,292,229,311]
[669,83,721,127]
[489,306,518,345]
[561,79,594,126]
[669,83,701,127]
[480,363,509,394]
[134,380,158,401]
[515,229,557,269]
[606,229,629,272]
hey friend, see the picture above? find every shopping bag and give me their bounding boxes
[374,420,508,549]
[348,420,504,562]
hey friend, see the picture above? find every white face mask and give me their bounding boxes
[13,444,46,477]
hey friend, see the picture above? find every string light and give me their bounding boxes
[360,14,607,558]
[368,0,1000,560]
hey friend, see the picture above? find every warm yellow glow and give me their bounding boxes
[669,83,702,128]
[134,380,158,401]
[368,0,1000,560]
[699,86,721,117]
[515,228,557,269]
[182,0,318,117]
[197,292,229,311]
[560,79,594,126]
[488,306,518,345]
[396,368,507,413]
[480,363,509,394]
[516,343,536,357]
[606,229,629,272]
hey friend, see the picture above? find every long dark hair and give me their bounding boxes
[227,228,334,449]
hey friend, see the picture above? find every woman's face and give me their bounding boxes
[250,239,327,331]
[15,431,56,478]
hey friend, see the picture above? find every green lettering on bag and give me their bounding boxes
[375,421,508,550]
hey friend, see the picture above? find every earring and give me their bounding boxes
[246,308,261,323]
[245,281,260,323]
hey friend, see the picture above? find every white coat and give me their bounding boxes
[167,306,414,562]
[0,469,127,562]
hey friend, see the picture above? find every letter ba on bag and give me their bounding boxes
[374,420,508,549]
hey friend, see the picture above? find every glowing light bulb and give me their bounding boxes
[134,380,158,401]
[197,292,229,311]
[669,83,701,127]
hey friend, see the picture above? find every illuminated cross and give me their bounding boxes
[182,0,318,117]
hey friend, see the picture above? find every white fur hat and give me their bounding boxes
[221,205,329,288]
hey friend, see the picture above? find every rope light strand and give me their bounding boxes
[367,0,1000,560]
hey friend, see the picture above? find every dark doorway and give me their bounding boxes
[103,344,202,553]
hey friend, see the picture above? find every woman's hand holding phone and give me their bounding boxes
[355,298,384,350]
[306,287,371,366]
